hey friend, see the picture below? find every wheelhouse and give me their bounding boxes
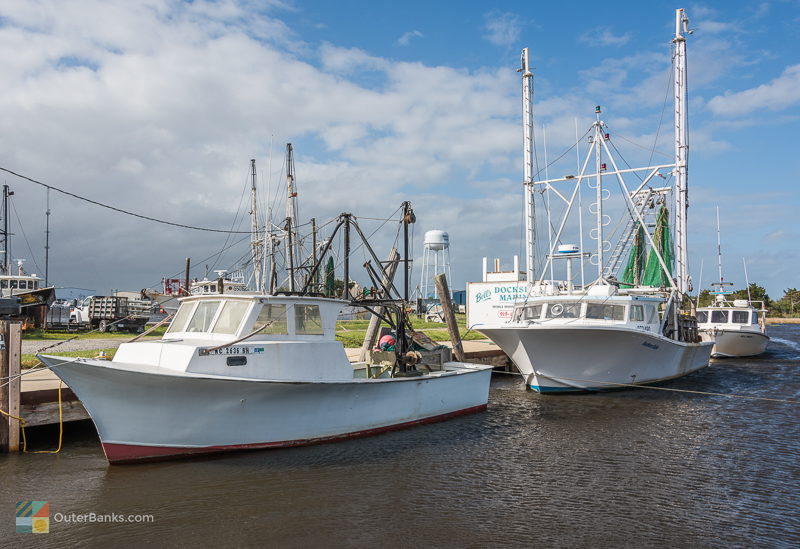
[165,295,345,342]
[512,296,661,326]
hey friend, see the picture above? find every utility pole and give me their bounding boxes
[45,188,51,286]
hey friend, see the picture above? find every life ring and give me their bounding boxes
[550,303,563,316]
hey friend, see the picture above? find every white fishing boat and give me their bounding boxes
[39,293,491,463]
[695,208,769,357]
[696,297,768,358]
[476,9,712,392]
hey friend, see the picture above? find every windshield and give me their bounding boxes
[185,301,222,332]
[166,303,195,334]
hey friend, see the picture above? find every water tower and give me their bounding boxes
[420,230,451,299]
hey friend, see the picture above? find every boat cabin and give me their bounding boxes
[696,299,765,331]
[114,294,354,381]
[511,295,661,330]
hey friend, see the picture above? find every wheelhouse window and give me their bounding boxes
[711,310,729,323]
[545,302,581,319]
[731,310,750,324]
[696,311,708,323]
[185,300,221,332]
[629,305,644,322]
[295,304,324,335]
[523,304,542,321]
[586,304,625,321]
[751,311,759,324]
[253,303,289,335]
[166,302,196,334]
[0,281,6,288]
[211,301,250,334]
[10,280,17,289]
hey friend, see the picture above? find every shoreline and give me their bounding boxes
[766,318,800,325]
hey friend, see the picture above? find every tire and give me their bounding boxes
[98,319,108,333]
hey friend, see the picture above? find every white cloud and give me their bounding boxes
[483,11,520,47]
[707,64,800,116]
[397,30,423,46]
[579,28,631,47]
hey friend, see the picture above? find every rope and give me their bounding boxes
[0,380,64,454]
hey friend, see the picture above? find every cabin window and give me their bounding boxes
[629,305,644,322]
[731,310,750,324]
[751,311,758,324]
[212,301,250,334]
[545,302,581,319]
[18,281,26,290]
[33,281,39,289]
[253,304,289,335]
[9,280,17,289]
[523,304,542,321]
[696,311,708,323]
[711,310,729,323]
[166,303,196,334]
[295,304,324,335]
[0,281,6,288]
[185,300,221,332]
[586,304,625,321]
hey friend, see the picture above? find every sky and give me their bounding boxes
[0,0,798,299]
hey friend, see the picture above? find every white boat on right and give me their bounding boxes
[696,296,769,358]
[695,207,769,358]
[473,9,713,393]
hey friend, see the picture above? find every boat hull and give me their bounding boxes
[480,325,713,393]
[700,329,769,358]
[39,356,491,463]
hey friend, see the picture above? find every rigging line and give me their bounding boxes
[606,138,644,183]
[0,166,252,234]
[209,165,253,272]
[531,127,592,182]
[530,374,800,404]
[9,199,44,275]
[604,129,672,160]
[649,63,674,168]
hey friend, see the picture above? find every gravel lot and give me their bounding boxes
[23,336,159,355]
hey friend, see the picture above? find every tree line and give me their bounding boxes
[694,284,800,317]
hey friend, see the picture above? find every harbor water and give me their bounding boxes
[2,325,799,547]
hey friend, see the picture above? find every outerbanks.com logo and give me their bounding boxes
[16,501,154,534]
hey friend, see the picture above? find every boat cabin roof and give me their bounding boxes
[164,294,348,342]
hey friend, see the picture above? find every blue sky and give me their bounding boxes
[0,0,797,299]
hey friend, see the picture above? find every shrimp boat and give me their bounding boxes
[477,9,713,392]
[39,205,492,463]
[695,209,769,357]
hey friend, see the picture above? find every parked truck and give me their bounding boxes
[69,296,151,332]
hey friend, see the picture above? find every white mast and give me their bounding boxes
[521,48,536,283]
[250,159,263,293]
[594,107,604,280]
[673,8,692,294]
[715,205,723,285]
[285,143,300,291]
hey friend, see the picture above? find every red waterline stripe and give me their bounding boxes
[102,404,488,464]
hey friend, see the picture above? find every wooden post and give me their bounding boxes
[358,248,401,363]
[0,320,21,452]
[434,274,465,362]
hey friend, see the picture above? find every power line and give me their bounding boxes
[0,166,252,234]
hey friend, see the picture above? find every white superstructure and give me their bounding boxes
[476,9,712,392]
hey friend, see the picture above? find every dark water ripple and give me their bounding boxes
[2,325,799,548]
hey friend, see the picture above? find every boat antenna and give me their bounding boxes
[285,143,300,290]
[695,259,703,308]
[715,205,723,286]
[742,257,752,302]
